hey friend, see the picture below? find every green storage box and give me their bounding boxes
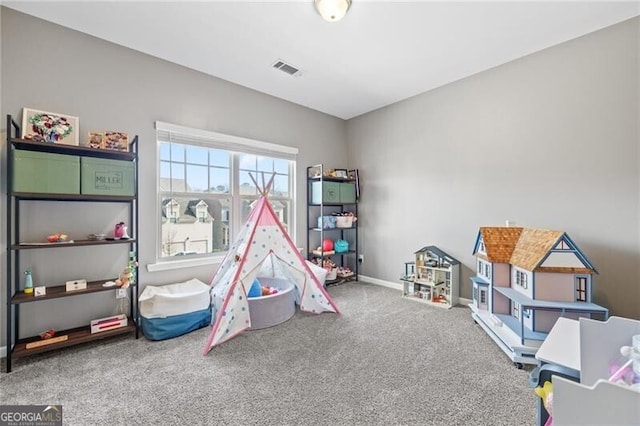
[339,182,356,203]
[81,157,134,196]
[311,181,340,204]
[12,150,80,194]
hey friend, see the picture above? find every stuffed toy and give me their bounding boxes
[115,267,133,289]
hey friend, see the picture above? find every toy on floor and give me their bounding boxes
[534,380,554,426]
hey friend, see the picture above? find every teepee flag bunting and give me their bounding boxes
[203,173,339,354]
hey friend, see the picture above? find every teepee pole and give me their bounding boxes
[248,171,276,197]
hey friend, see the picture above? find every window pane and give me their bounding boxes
[186,145,208,165]
[272,175,289,197]
[161,196,229,256]
[239,171,257,196]
[210,149,229,167]
[160,161,171,179]
[273,158,289,174]
[257,156,273,172]
[170,163,186,192]
[239,153,257,171]
[209,167,230,194]
[170,144,185,162]
[186,165,209,193]
[160,143,171,161]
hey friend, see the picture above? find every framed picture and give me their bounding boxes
[334,169,348,179]
[21,108,79,145]
[102,131,129,152]
[88,132,104,149]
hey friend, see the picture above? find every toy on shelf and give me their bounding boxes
[24,268,33,294]
[115,253,138,289]
[608,336,640,391]
[47,233,68,243]
[469,225,609,368]
[114,222,130,239]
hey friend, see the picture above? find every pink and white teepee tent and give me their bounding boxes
[203,173,339,354]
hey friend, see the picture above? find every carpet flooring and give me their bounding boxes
[1,282,537,425]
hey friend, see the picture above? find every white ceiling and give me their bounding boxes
[5,1,640,120]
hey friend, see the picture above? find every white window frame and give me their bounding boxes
[148,122,298,272]
[514,269,528,290]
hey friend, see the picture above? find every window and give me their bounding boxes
[576,276,587,302]
[480,289,487,305]
[477,259,492,281]
[156,122,297,262]
[512,301,520,319]
[515,270,528,289]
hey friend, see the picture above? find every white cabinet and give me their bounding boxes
[534,316,640,425]
[401,246,459,309]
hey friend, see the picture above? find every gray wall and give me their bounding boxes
[347,17,639,320]
[0,8,346,339]
[1,7,639,346]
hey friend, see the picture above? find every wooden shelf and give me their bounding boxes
[12,238,136,250]
[10,137,137,161]
[12,192,136,202]
[12,280,135,304]
[308,176,356,183]
[12,322,136,358]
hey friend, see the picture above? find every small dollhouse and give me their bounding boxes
[401,246,459,309]
[469,226,608,367]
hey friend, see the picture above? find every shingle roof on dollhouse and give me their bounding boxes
[414,245,460,265]
[474,227,597,274]
[510,228,564,271]
[476,227,523,263]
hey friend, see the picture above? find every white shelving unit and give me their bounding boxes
[534,316,640,425]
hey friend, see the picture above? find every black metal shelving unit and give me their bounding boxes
[306,164,359,286]
[4,114,140,372]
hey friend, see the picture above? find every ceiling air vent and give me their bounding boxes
[272,59,301,77]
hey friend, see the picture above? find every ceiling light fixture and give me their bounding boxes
[314,0,351,23]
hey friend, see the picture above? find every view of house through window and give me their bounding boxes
[157,124,295,261]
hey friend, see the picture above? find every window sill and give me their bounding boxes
[146,255,223,272]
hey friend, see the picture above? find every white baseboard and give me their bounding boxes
[1,345,6,358]
[358,275,402,290]
[358,275,472,306]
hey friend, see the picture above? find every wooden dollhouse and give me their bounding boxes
[401,246,459,309]
[469,226,608,368]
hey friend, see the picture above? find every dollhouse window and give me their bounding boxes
[576,277,587,301]
[512,301,520,318]
[515,270,528,289]
[480,289,486,304]
[477,259,491,281]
